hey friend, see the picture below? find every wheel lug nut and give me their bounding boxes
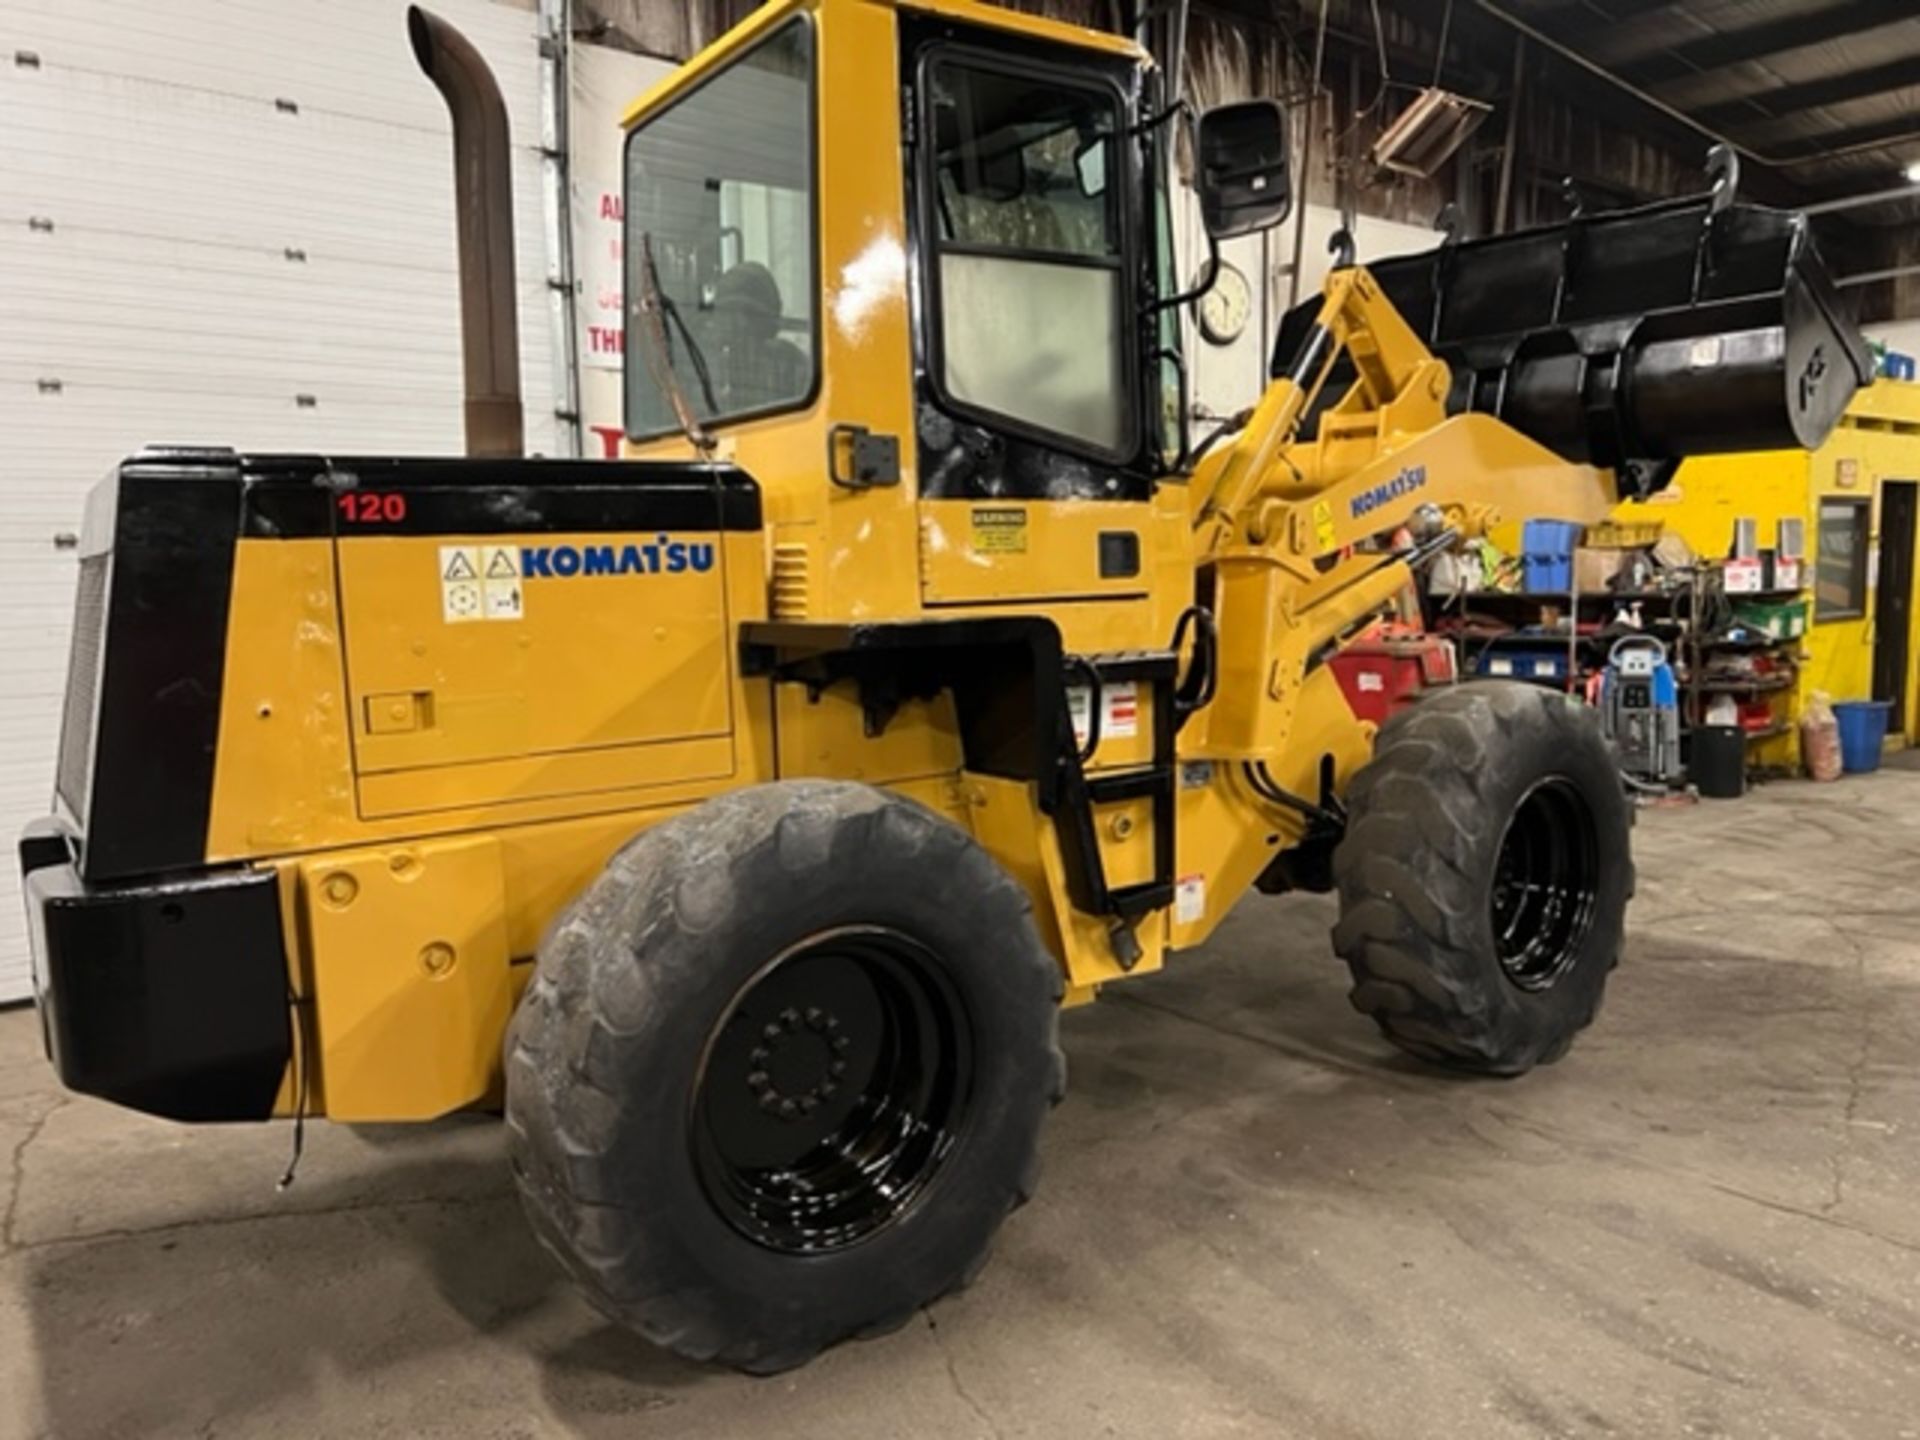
[779,1007,801,1031]
[759,1093,782,1113]
[831,1036,851,1053]
[805,1007,825,1031]
[820,1081,837,1099]
[830,1058,847,1077]
[746,1070,770,1093]
[779,1098,799,1118]
[750,1045,770,1065]
[798,1096,818,1115]
[762,1022,782,1041]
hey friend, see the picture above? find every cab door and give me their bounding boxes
[901,17,1164,610]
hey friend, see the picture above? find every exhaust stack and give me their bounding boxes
[409,6,524,458]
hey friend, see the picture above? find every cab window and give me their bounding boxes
[624,20,816,439]
[925,57,1134,457]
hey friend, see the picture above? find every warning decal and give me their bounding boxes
[440,544,523,623]
[1175,873,1206,925]
[971,507,1028,555]
[1066,680,1141,748]
[480,544,523,620]
[440,545,481,622]
[1312,499,1337,553]
[1067,686,1093,747]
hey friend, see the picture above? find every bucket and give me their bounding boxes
[1834,700,1892,774]
[1691,724,1746,799]
[1274,194,1873,473]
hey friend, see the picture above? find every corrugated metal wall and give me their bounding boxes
[0,0,558,1002]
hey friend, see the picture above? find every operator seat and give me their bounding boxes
[709,261,809,412]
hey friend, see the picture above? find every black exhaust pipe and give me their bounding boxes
[409,6,524,459]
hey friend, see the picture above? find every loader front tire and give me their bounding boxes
[1332,681,1632,1075]
[505,781,1065,1373]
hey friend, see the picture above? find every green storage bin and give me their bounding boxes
[1733,598,1807,640]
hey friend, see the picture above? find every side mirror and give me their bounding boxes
[1196,100,1291,239]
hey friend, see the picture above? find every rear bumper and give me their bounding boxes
[19,817,292,1122]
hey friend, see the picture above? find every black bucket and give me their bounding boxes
[1276,194,1874,489]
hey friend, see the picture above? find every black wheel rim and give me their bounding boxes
[691,925,973,1254]
[1490,776,1601,991]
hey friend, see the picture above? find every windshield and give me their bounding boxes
[623,20,816,440]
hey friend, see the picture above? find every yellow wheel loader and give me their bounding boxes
[21,0,1869,1372]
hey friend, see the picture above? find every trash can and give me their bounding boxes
[1690,725,1746,799]
[1834,700,1893,774]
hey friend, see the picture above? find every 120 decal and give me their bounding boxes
[338,492,408,523]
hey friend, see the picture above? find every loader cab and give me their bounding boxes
[616,0,1288,621]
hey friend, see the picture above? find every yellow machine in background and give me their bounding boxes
[22,0,1868,1372]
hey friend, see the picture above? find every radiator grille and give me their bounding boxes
[55,554,110,820]
[772,541,811,619]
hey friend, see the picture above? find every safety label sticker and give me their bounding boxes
[440,544,523,623]
[971,507,1028,555]
[1067,686,1092,746]
[1175,873,1206,925]
[1312,498,1337,552]
[1066,680,1140,748]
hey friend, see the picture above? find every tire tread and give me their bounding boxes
[1332,682,1630,1075]
[506,780,1065,1373]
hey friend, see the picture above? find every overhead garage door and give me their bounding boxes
[0,0,558,1002]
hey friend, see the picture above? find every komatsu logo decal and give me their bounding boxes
[1349,465,1427,519]
[521,536,715,577]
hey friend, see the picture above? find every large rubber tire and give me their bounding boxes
[505,781,1065,1373]
[1332,681,1633,1075]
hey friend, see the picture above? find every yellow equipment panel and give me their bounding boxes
[336,531,736,815]
[303,835,513,1120]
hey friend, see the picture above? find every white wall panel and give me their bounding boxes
[0,0,556,1002]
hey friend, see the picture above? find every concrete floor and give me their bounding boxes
[5,774,1920,1440]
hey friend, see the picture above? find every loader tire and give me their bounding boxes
[505,781,1065,1374]
[1332,681,1632,1075]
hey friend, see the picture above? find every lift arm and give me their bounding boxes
[1187,264,1616,763]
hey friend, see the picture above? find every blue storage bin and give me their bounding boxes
[1834,700,1892,773]
[1522,519,1580,593]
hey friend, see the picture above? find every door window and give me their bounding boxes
[926,59,1133,456]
